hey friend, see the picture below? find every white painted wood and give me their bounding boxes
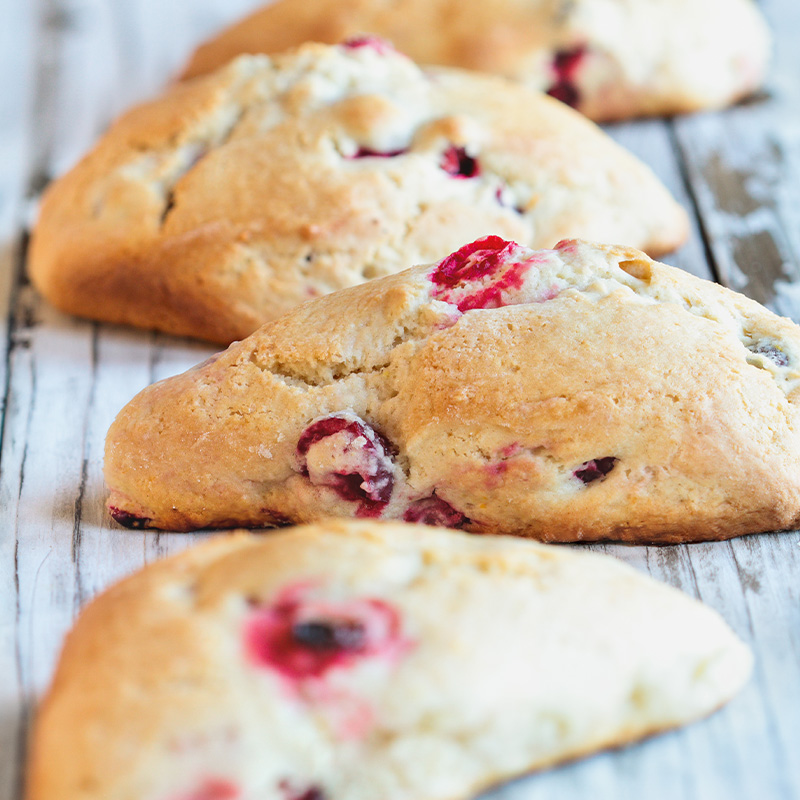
[0,0,38,797]
[2,1,800,799]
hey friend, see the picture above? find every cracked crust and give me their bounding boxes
[27,520,752,800]
[30,42,687,345]
[180,0,771,121]
[104,238,800,542]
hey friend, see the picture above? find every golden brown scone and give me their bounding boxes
[105,237,800,543]
[29,41,687,345]
[27,520,752,800]
[180,0,770,121]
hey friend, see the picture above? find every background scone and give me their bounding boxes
[105,238,800,542]
[29,40,687,344]
[181,0,770,121]
[27,520,752,800]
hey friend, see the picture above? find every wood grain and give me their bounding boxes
[1,1,799,798]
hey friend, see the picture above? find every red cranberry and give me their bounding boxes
[348,147,407,159]
[547,81,580,108]
[279,781,327,800]
[430,236,535,311]
[245,585,406,682]
[296,414,395,516]
[441,145,481,179]
[108,507,151,529]
[176,779,240,800]
[553,47,586,79]
[431,236,515,287]
[749,342,789,367]
[403,496,469,528]
[574,457,617,484]
[342,35,395,55]
[546,45,587,109]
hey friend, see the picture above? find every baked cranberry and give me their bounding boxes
[108,507,151,529]
[432,236,515,287]
[177,779,240,800]
[279,781,327,800]
[441,145,480,179]
[342,35,395,55]
[403,496,469,528]
[348,147,407,159]
[546,45,587,109]
[245,584,407,683]
[749,342,789,367]
[430,236,535,311]
[291,620,366,651]
[296,414,395,516]
[574,457,617,484]
[547,81,580,108]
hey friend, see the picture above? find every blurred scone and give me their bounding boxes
[105,237,800,542]
[30,40,687,344]
[27,520,752,800]
[181,0,771,121]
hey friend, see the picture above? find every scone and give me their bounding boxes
[29,40,687,344]
[104,237,800,543]
[27,520,752,800]
[180,0,770,121]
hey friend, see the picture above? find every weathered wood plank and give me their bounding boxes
[0,3,253,799]
[604,119,712,281]
[672,0,800,319]
[0,0,39,797]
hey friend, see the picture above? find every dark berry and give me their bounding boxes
[546,45,587,109]
[574,457,617,485]
[108,507,151,529]
[441,145,480,179]
[348,147,407,159]
[296,414,395,515]
[403,495,469,529]
[245,585,407,682]
[749,342,789,367]
[553,46,586,79]
[279,781,327,800]
[291,620,366,651]
[547,81,580,108]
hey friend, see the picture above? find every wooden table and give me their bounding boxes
[1,1,799,798]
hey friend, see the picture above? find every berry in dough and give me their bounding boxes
[29,40,687,344]
[105,237,800,543]
[26,521,752,800]
[180,0,771,121]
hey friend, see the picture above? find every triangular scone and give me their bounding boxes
[27,521,751,800]
[180,0,770,121]
[30,41,687,345]
[105,238,800,543]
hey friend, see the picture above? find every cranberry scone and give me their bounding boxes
[105,237,800,543]
[180,0,770,121]
[29,40,687,345]
[27,520,752,800]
